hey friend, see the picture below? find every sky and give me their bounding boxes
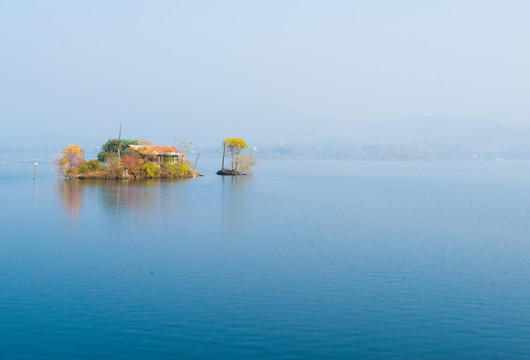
[1,0,530,147]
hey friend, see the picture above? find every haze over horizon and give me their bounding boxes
[1,0,530,149]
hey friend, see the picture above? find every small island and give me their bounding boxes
[57,139,200,180]
[217,137,256,176]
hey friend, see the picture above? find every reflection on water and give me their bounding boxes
[81,180,161,212]
[222,175,252,233]
[57,179,192,227]
[34,180,38,210]
[57,180,84,220]
[56,176,254,235]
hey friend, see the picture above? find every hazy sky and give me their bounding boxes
[1,0,530,145]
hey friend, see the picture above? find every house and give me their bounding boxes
[125,145,185,165]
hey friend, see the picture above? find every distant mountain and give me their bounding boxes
[1,103,529,160]
[199,115,530,160]
[335,116,530,149]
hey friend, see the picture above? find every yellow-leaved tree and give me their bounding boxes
[57,144,85,179]
[220,137,256,174]
[222,137,247,171]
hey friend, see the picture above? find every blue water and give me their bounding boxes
[1,159,530,359]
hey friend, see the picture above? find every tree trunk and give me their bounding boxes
[221,144,226,169]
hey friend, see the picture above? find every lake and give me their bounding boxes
[1,159,530,359]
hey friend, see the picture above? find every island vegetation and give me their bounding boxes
[217,137,257,175]
[56,139,200,180]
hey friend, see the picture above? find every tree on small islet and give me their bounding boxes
[221,137,248,172]
[57,144,85,179]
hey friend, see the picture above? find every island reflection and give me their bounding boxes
[57,176,254,233]
[57,179,191,226]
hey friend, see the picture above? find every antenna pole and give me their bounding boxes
[33,156,39,180]
[118,123,122,158]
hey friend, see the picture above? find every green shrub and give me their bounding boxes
[100,139,139,157]
[141,163,158,178]
[79,159,102,173]
[104,156,120,168]
[161,163,178,176]
[177,164,189,176]
[159,163,191,177]
[97,151,118,162]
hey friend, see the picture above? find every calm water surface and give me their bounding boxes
[1,159,530,359]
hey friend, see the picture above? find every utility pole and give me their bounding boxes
[33,156,39,180]
[117,123,122,158]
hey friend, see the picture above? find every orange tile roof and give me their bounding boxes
[151,146,180,153]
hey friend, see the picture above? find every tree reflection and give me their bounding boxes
[58,180,84,220]
[222,175,252,233]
